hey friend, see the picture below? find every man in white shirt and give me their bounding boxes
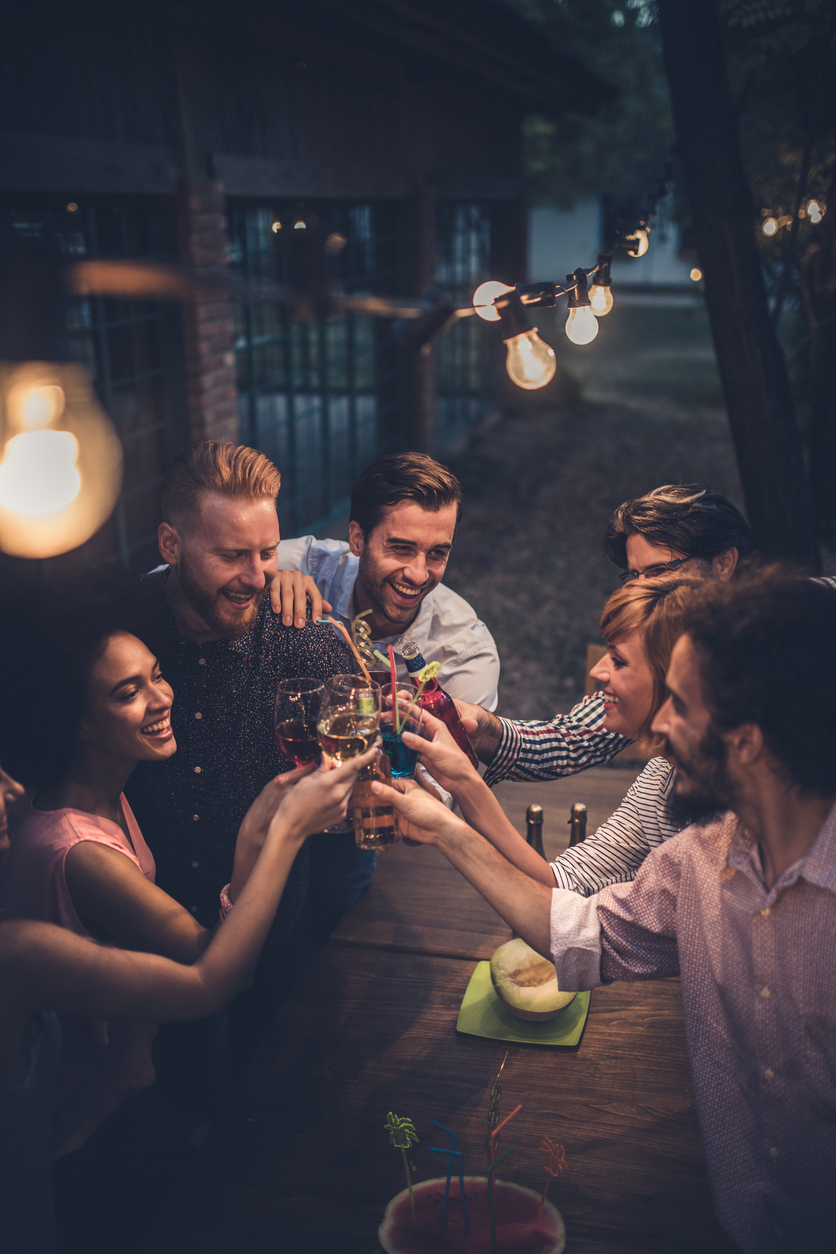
[271,451,499,710]
[271,452,499,927]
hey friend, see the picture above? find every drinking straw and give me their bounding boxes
[429,1120,469,1234]
[387,645,399,737]
[317,617,373,686]
[486,1145,516,1254]
[394,662,439,734]
[490,1104,522,1165]
[538,1138,566,1216]
[486,1103,522,1254]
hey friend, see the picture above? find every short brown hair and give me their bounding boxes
[604,484,754,569]
[600,575,701,741]
[350,452,462,537]
[161,442,281,531]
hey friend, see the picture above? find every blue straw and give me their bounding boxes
[429,1120,469,1235]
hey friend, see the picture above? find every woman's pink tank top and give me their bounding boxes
[0,796,157,1157]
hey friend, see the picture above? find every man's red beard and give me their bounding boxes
[178,555,266,639]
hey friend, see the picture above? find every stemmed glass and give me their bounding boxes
[274,678,324,767]
[316,674,381,762]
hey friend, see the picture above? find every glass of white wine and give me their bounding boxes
[317,674,381,762]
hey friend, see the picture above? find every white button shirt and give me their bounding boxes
[276,536,500,710]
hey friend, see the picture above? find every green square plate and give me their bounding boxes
[456,961,590,1048]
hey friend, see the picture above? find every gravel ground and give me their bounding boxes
[441,295,744,719]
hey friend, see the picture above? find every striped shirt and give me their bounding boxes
[482,692,627,787]
[551,756,681,896]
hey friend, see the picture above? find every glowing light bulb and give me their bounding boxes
[0,362,123,559]
[0,430,81,515]
[271,221,282,233]
[807,199,824,224]
[762,217,778,236]
[472,280,514,322]
[690,268,703,282]
[565,305,599,345]
[504,331,556,390]
[589,283,614,316]
[625,228,649,258]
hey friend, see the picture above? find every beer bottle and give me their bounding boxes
[400,642,480,769]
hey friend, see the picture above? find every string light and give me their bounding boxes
[624,228,649,258]
[588,257,613,317]
[497,292,556,390]
[807,200,824,224]
[472,281,514,322]
[762,217,778,236]
[690,268,702,282]
[0,362,123,559]
[565,271,599,345]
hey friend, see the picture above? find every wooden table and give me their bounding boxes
[147,769,735,1253]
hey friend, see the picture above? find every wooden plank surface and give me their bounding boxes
[146,945,734,1254]
[331,766,642,959]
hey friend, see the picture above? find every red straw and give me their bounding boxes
[490,1104,522,1165]
[387,645,399,737]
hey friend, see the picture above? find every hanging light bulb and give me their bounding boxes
[588,256,614,317]
[472,280,514,323]
[762,217,778,237]
[564,271,599,346]
[624,228,649,258]
[807,199,824,224]
[0,362,123,558]
[497,291,556,390]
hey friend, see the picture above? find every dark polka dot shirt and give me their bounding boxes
[125,571,354,941]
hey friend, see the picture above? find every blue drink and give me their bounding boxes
[382,725,419,778]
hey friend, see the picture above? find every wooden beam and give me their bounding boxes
[0,131,177,196]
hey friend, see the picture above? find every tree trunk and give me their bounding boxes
[657,0,820,568]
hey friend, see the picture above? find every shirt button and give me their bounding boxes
[190,906,198,914]
[195,712,202,720]
[191,860,199,868]
[760,987,771,1000]
[194,766,202,773]
[193,814,200,821]
[768,1146,778,1160]
[760,906,771,917]
[198,658,206,665]
[763,1068,775,1082]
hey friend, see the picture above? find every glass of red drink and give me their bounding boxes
[274,678,325,766]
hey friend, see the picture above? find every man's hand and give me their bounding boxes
[453,699,503,764]
[270,571,333,628]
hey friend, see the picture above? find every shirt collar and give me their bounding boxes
[335,576,437,656]
[727,799,836,895]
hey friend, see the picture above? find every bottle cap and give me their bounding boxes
[401,641,420,660]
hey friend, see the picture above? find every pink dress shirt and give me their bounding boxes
[0,796,157,1158]
[548,806,836,1254]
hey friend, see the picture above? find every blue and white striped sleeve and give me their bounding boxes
[482,692,628,786]
[550,757,679,896]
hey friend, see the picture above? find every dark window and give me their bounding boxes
[228,201,409,536]
[435,202,493,445]
[0,197,187,574]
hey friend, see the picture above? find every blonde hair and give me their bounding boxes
[161,442,281,531]
[599,575,702,741]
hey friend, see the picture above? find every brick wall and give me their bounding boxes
[177,176,239,445]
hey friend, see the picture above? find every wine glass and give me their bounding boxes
[317,674,381,763]
[274,678,324,767]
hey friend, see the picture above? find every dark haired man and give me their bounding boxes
[273,451,499,706]
[377,574,836,1254]
[460,482,753,785]
[271,451,499,926]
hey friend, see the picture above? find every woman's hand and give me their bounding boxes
[268,745,378,840]
[237,763,318,848]
[400,706,480,794]
[369,776,461,847]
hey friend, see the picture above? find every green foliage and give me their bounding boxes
[502,0,673,216]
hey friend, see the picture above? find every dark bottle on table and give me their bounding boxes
[400,641,480,769]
